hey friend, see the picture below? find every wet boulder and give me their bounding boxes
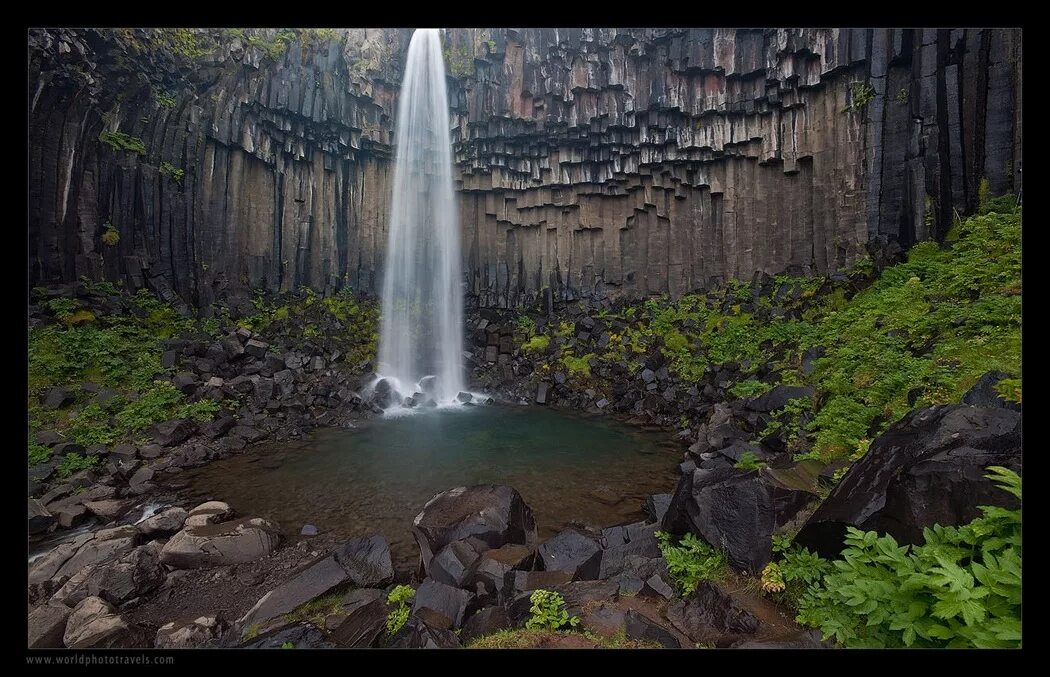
[183,501,233,527]
[137,507,188,538]
[796,404,1022,558]
[412,485,536,575]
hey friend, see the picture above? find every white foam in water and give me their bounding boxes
[376,28,466,410]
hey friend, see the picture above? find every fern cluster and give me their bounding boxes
[786,467,1021,648]
[525,590,579,631]
[384,585,415,636]
[655,531,727,594]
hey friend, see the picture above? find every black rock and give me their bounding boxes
[535,383,549,405]
[412,485,537,576]
[624,610,681,648]
[961,371,1021,411]
[43,387,75,409]
[667,581,760,645]
[536,529,602,580]
[430,539,484,588]
[459,605,511,644]
[411,578,477,629]
[644,494,672,524]
[328,591,387,648]
[148,419,196,447]
[796,404,1022,558]
[663,467,816,574]
[745,385,815,413]
[388,617,461,648]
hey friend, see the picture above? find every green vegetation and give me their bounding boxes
[101,223,120,247]
[56,452,100,478]
[442,41,474,78]
[385,585,415,636]
[99,131,146,155]
[240,288,379,368]
[779,467,1021,648]
[467,628,659,649]
[284,591,345,626]
[655,531,727,594]
[521,334,551,354]
[154,90,177,109]
[28,287,218,463]
[168,28,212,59]
[895,88,909,104]
[734,451,766,471]
[525,589,580,631]
[280,641,295,649]
[514,203,1020,465]
[160,162,185,183]
[728,379,771,399]
[845,81,877,112]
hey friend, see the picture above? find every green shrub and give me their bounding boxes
[385,585,415,636]
[159,162,185,183]
[525,589,579,631]
[102,223,120,246]
[56,452,99,478]
[655,531,727,594]
[792,467,1021,648]
[560,352,594,378]
[729,379,772,399]
[99,130,146,154]
[28,442,52,466]
[734,451,766,470]
[521,334,550,354]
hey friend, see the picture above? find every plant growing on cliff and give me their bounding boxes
[790,467,1021,648]
[99,130,146,155]
[153,90,177,109]
[844,81,877,113]
[159,162,185,183]
[655,531,727,594]
[442,42,474,78]
[734,451,766,471]
[525,590,580,631]
[522,334,551,354]
[385,585,415,636]
[101,223,120,246]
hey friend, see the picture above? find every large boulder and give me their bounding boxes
[796,404,1022,558]
[961,371,1021,411]
[430,539,485,588]
[63,596,146,648]
[238,536,392,629]
[536,529,602,580]
[86,543,166,606]
[460,606,511,644]
[745,385,815,413]
[28,602,71,648]
[663,466,817,573]
[183,501,233,527]
[159,517,280,569]
[412,485,536,575]
[53,526,139,580]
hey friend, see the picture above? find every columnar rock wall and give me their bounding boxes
[27,28,1021,309]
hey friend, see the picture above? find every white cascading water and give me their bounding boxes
[376,28,464,407]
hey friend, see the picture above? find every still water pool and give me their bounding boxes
[181,406,681,569]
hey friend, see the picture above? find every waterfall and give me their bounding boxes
[376,28,464,407]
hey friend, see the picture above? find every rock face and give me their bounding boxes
[663,467,816,573]
[412,485,537,575]
[795,404,1022,558]
[28,602,72,648]
[159,517,280,569]
[28,28,1019,308]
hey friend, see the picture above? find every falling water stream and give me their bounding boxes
[376,28,464,407]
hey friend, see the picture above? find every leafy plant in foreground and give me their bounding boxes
[791,466,1021,648]
[525,589,579,631]
[655,531,727,594]
[385,585,415,636]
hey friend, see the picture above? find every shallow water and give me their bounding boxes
[181,406,681,570]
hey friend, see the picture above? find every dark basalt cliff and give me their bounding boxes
[28,28,1021,309]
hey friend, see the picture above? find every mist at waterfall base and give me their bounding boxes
[374,28,465,410]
